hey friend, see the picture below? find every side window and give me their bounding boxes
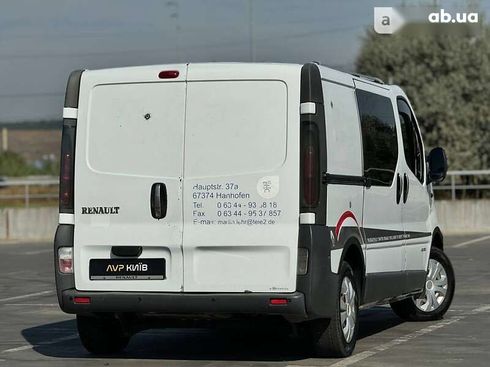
[397,98,424,183]
[356,89,398,186]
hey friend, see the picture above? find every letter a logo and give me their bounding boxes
[374,7,405,34]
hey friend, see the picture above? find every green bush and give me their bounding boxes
[0,151,59,177]
[0,151,36,176]
[37,158,60,176]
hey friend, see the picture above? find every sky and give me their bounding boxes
[1,0,488,122]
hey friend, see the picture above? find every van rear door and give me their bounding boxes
[182,64,301,292]
[73,65,187,292]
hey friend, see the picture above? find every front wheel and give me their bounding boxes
[390,247,455,321]
[309,262,360,357]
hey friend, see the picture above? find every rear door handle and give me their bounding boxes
[150,183,167,219]
[403,173,409,204]
[396,173,402,204]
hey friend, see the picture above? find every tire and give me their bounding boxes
[77,314,130,354]
[309,262,360,357]
[390,247,455,321]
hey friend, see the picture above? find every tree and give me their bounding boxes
[0,151,59,177]
[0,151,34,176]
[356,25,490,171]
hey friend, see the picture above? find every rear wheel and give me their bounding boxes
[309,262,359,357]
[77,314,130,354]
[390,247,455,321]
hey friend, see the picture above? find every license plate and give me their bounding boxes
[89,258,166,280]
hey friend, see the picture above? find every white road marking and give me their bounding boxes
[1,334,78,354]
[287,304,490,367]
[452,235,490,248]
[1,345,33,353]
[3,303,58,307]
[330,351,377,366]
[4,271,30,276]
[23,249,52,255]
[0,290,54,303]
[470,304,490,313]
[327,317,462,367]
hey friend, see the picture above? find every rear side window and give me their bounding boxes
[356,90,398,186]
[397,98,425,183]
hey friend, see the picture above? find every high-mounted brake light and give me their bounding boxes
[158,70,179,79]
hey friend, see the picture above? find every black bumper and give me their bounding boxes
[60,289,307,316]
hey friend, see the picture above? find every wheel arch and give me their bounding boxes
[432,226,444,251]
[339,237,365,297]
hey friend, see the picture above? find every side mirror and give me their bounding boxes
[427,147,448,183]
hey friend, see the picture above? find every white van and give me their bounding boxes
[54,62,455,357]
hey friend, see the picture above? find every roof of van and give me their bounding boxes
[80,62,402,94]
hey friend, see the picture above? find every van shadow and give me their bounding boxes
[22,306,403,361]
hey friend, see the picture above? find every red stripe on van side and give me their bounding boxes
[335,211,359,239]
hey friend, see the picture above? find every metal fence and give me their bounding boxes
[432,170,490,200]
[0,177,58,208]
[0,170,489,207]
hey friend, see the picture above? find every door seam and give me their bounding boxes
[180,63,189,292]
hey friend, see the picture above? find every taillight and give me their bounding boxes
[58,247,73,273]
[301,123,320,208]
[59,123,75,212]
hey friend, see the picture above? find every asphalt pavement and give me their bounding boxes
[0,234,489,366]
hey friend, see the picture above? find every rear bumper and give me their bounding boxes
[60,289,307,317]
[55,224,339,320]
